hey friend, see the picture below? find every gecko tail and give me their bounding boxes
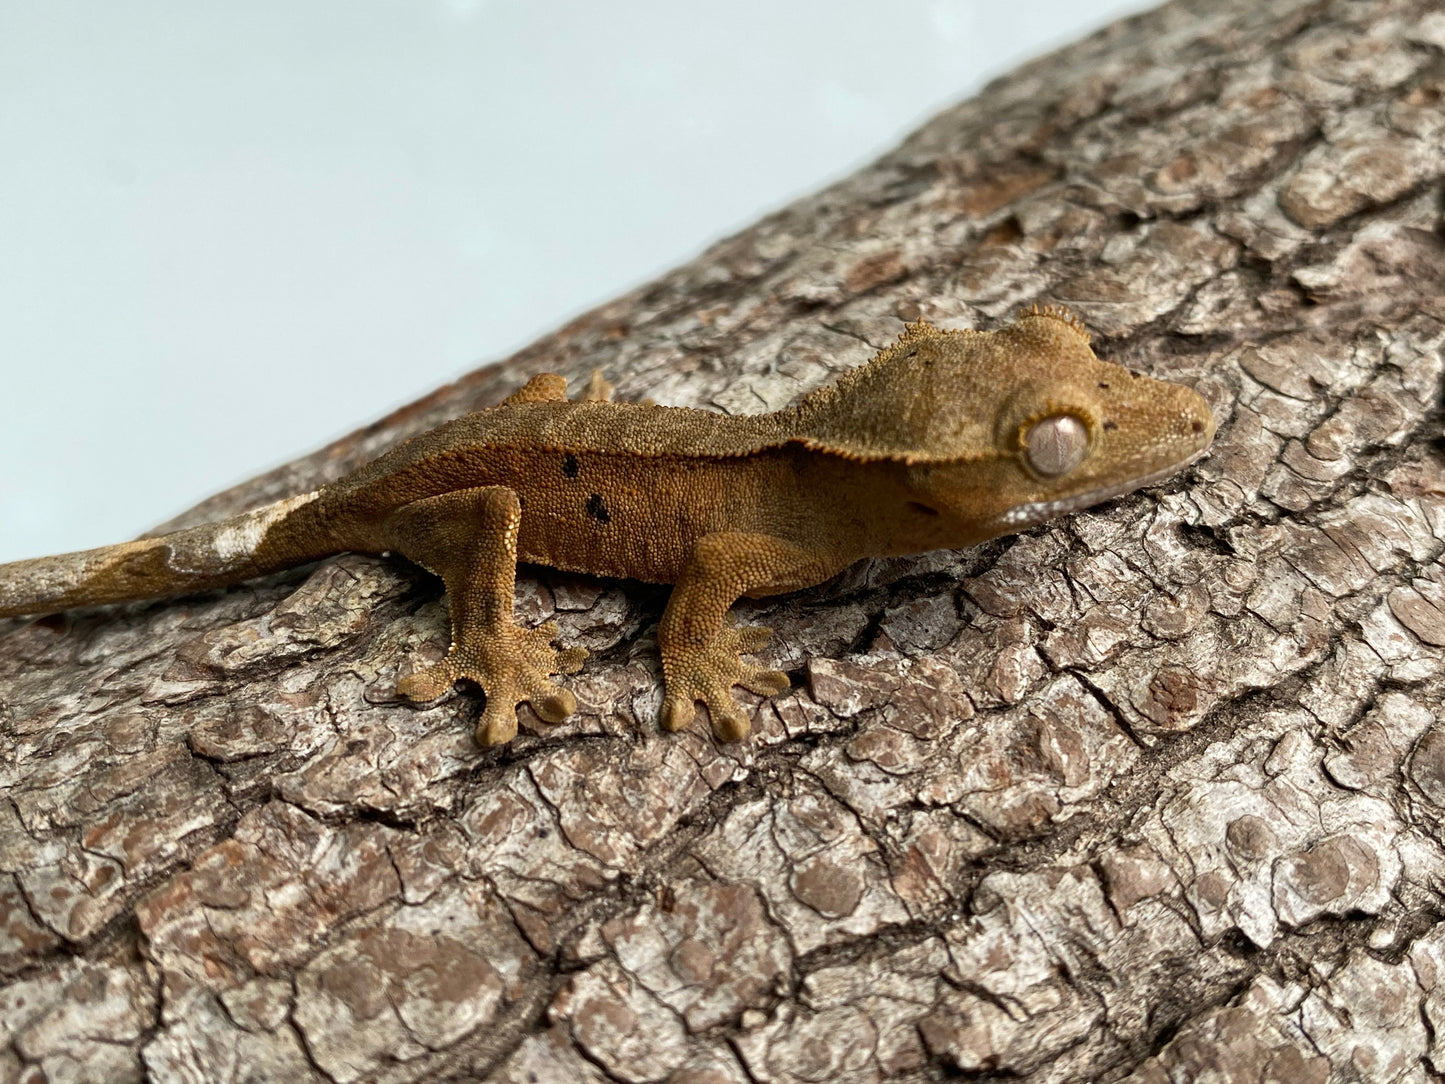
[0,491,336,619]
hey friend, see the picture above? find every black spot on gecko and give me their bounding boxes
[1103,421,1118,431]
[562,454,579,478]
[586,494,610,524]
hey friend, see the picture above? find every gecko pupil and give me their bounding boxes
[586,494,610,523]
[562,454,579,478]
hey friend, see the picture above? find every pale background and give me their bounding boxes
[0,0,1147,562]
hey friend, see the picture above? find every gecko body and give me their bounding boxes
[0,310,1215,744]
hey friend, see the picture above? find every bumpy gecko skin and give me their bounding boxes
[0,309,1216,745]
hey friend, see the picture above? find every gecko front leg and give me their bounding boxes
[382,486,588,746]
[658,532,836,741]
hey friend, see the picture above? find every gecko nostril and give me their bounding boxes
[1191,419,1205,434]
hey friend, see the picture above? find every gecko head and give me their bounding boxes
[906,308,1216,539]
[792,307,1216,544]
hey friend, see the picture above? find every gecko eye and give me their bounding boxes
[1024,415,1089,476]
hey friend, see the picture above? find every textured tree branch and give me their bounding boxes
[3,0,1445,1080]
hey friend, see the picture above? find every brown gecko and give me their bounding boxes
[0,309,1215,745]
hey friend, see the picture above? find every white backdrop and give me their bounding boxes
[0,1,1148,561]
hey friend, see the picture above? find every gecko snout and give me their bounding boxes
[1180,385,1217,453]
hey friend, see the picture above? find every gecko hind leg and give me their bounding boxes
[383,486,588,746]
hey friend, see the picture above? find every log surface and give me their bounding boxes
[2,0,1444,1080]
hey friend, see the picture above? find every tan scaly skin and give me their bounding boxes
[0,309,1216,745]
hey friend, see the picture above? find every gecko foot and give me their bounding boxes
[660,625,790,741]
[397,621,589,746]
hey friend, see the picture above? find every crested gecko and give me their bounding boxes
[0,309,1215,745]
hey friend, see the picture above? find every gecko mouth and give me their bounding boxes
[990,446,1211,532]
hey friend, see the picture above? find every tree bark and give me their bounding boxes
[4,0,1445,1080]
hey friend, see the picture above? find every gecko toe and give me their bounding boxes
[532,687,577,724]
[707,701,751,742]
[662,697,696,733]
[733,625,772,652]
[396,660,459,702]
[742,668,790,697]
[555,645,589,674]
[475,700,520,746]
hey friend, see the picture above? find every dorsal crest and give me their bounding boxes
[785,314,1097,463]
